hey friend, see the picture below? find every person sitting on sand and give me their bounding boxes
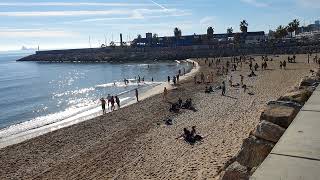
[205,86,210,93]
[100,97,106,114]
[169,103,179,113]
[177,127,203,144]
[228,75,233,86]
[209,86,213,92]
[178,98,183,108]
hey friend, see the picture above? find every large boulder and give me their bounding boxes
[278,89,312,105]
[236,136,274,168]
[260,104,299,128]
[299,76,319,87]
[220,161,249,180]
[252,120,286,143]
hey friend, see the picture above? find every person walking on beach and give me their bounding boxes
[183,67,186,75]
[201,72,205,83]
[194,75,197,84]
[240,75,244,86]
[283,60,286,69]
[221,81,226,96]
[167,76,170,83]
[135,88,139,102]
[163,87,168,101]
[110,96,115,111]
[100,97,106,114]
[228,75,233,87]
[107,94,112,109]
[173,76,177,85]
[115,96,120,109]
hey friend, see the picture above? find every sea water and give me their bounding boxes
[0,52,192,144]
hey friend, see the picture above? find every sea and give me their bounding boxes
[0,51,192,147]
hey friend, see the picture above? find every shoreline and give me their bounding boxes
[0,54,314,179]
[0,59,199,149]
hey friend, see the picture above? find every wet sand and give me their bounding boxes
[0,54,315,179]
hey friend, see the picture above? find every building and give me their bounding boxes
[131,31,265,47]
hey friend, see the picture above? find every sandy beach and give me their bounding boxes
[0,54,316,179]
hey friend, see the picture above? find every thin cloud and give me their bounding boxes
[0,10,129,17]
[0,2,151,7]
[200,16,216,26]
[240,0,269,7]
[149,0,168,10]
[0,29,77,37]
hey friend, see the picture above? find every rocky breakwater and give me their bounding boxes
[218,68,320,180]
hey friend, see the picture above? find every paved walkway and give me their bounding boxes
[251,86,320,180]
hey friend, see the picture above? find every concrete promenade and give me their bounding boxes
[251,86,320,180]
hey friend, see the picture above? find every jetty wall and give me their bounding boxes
[17,41,320,62]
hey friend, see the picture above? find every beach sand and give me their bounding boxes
[0,54,315,179]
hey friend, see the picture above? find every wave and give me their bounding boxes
[0,96,131,139]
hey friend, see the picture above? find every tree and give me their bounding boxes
[174,27,181,38]
[137,34,142,39]
[227,27,233,34]
[275,25,288,39]
[233,33,241,44]
[240,20,248,33]
[152,33,159,45]
[101,44,106,48]
[291,19,300,34]
[287,22,295,38]
[207,26,214,39]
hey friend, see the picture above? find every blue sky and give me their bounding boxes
[0,0,319,51]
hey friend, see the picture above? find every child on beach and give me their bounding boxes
[163,87,168,100]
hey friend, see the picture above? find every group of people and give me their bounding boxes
[169,98,195,113]
[177,126,203,144]
[100,94,121,114]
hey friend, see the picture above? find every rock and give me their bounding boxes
[260,104,299,128]
[252,120,285,143]
[299,76,319,87]
[278,89,312,105]
[267,100,302,109]
[236,136,274,168]
[220,161,249,180]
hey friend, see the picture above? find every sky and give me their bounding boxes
[0,0,319,51]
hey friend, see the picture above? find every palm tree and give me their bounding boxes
[227,27,233,34]
[174,27,181,38]
[275,25,288,39]
[207,26,214,39]
[287,22,295,38]
[240,20,248,33]
[152,33,159,45]
[291,19,300,34]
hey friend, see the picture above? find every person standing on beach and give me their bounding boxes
[135,88,139,102]
[167,76,170,83]
[107,94,112,109]
[163,87,168,101]
[183,67,186,75]
[173,76,176,85]
[194,75,197,84]
[110,96,115,111]
[221,81,226,96]
[100,97,106,114]
[115,96,120,109]
[201,72,205,83]
[240,75,244,86]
